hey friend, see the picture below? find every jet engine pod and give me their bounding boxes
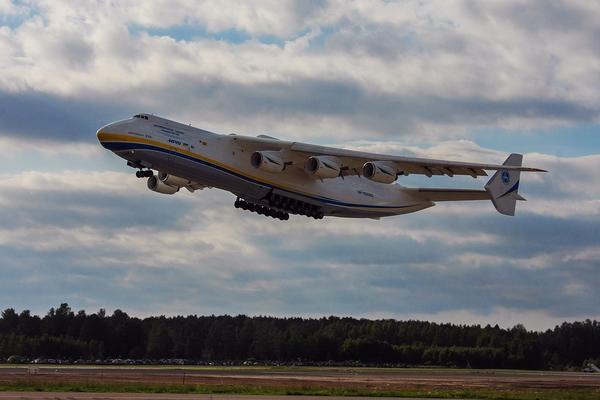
[362,161,397,184]
[147,175,179,194]
[250,151,285,173]
[305,156,341,179]
[158,171,191,187]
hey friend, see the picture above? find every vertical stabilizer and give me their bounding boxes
[485,154,526,216]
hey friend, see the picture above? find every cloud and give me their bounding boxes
[0,0,26,16]
[122,0,328,36]
[1,0,600,144]
[394,308,600,332]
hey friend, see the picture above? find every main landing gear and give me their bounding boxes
[235,198,289,220]
[234,193,325,221]
[267,193,324,219]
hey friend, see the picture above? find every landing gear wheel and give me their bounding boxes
[233,196,294,222]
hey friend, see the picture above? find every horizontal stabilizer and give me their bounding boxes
[416,188,491,202]
[505,191,526,201]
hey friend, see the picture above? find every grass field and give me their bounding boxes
[0,381,599,399]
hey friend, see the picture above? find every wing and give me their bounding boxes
[289,142,545,178]
[230,135,546,179]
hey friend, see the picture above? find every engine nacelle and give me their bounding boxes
[362,161,397,184]
[158,172,191,187]
[305,156,341,179]
[250,151,285,173]
[147,175,179,194]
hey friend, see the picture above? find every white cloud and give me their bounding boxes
[0,170,145,194]
[1,1,600,138]
[0,0,26,16]
[0,136,99,157]
[121,0,320,36]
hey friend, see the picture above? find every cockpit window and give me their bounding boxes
[133,114,149,120]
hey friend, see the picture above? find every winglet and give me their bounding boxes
[484,154,525,216]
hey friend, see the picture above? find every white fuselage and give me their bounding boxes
[97,114,433,218]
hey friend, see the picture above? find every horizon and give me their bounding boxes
[3,303,598,333]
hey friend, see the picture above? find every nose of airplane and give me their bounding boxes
[96,123,113,148]
[96,126,106,139]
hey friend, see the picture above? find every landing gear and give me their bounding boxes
[235,198,289,221]
[267,193,324,219]
[135,170,153,178]
[234,193,325,221]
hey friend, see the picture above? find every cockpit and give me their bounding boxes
[133,114,149,120]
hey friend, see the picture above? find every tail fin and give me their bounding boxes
[485,154,526,216]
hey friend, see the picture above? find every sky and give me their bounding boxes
[0,0,599,331]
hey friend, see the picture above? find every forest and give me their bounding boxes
[0,304,598,369]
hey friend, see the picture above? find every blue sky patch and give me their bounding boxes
[128,24,251,44]
[472,124,600,157]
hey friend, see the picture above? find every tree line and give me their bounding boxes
[0,304,598,369]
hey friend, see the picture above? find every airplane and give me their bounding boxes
[583,363,600,373]
[97,113,546,221]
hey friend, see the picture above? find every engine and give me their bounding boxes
[158,172,191,187]
[305,156,341,179]
[147,175,179,194]
[362,161,397,184]
[250,151,285,173]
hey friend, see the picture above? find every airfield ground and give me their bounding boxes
[0,365,598,399]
